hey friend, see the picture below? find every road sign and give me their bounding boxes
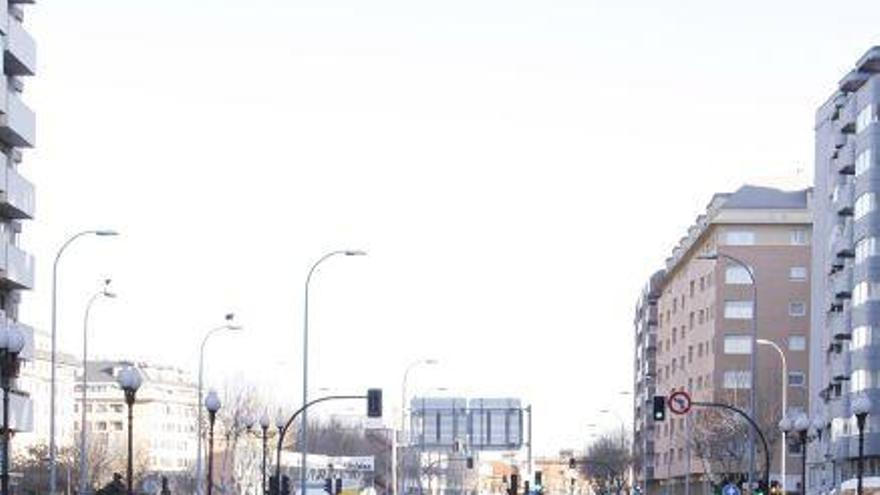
[668,391,692,415]
[722,483,741,495]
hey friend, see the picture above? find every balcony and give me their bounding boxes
[647,305,658,325]
[838,98,857,134]
[4,16,34,76]
[0,241,33,289]
[834,183,854,216]
[834,132,848,150]
[833,268,853,299]
[831,352,851,382]
[831,311,852,341]
[835,141,856,175]
[0,88,34,148]
[0,164,33,219]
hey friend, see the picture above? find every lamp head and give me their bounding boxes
[95,230,119,237]
[794,413,811,432]
[102,279,117,298]
[204,389,221,413]
[243,414,255,430]
[224,313,243,331]
[344,250,367,256]
[260,411,271,429]
[275,409,286,429]
[117,366,142,391]
[778,416,793,433]
[853,394,873,416]
[425,359,439,365]
[696,253,719,261]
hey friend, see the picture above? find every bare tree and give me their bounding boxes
[581,429,632,494]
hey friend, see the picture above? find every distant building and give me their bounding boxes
[810,45,880,494]
[636,185,812,494]
[74,360,198,475]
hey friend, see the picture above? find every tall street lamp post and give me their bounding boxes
[244,411,274,495]
[0,324,24,495]
[196,314,242,495]
[205,390,221,495]
[757,338,787,492]
[853,394,872,495]
[301,250,366,495]
[117,366,142,495]
[276,409,286,494]
[399,359,438,495]
[698,252,757,486]
[49,229,118,495]
[79,279,116,495]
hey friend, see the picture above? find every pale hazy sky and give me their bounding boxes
[17,0,880,454]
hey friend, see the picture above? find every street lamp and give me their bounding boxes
[49,229,118,495]
[117,365,142,495]
[301,249,366,495]
[757,338,787,493]
[399,358,439,495]
[853,394,871,495]
[260,411,272,495]
[204,390,221,495]
[79,279,116,495]
[780,411,810,495]
[196,314,242,495]
[275,408,286,495]
[0,323,25,495]
[698,251,758,486]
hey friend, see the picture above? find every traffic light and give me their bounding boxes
[653,395,666,421]
[324,478,333,494]
[367,388,383,418]
[281,476,291,495]
[534,471,542,486]
[335,478,343,495]
[509,474,519,495]
[269,476,279,495]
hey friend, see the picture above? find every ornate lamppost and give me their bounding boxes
[853,394,872,495]
[117,366,142,495]
[205,390,221,495]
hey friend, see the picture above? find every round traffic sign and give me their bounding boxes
[722,483,741,495]
[668,390,692,415]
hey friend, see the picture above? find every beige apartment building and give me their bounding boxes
[74,360,198,489]
[644,185,812,494]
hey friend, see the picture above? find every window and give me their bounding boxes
[690,280,695,297]
[723,370,752,389]
[111,404,124,413]
[724,335,752,354]
[790,229,808,245]
[789,266,808,281]
[672,327,677,344]
[857,104,876,134]
[697,342,704,357]
[697,376,703,390]
[853,281,880,307]
[724,300,754,319]
[855,193,877,221]
[851,369,880,392]
[856,148,873,176]
[688,345,694,363]
[789,302,807,317]
[852,326,878,350]
[725,265,753,285]
[698,309,704,324]
[788,372,806,387]
[700,277,705,291]
[96,421,107,432]
[725,231,755,246]
[856,237,879,264]
[788,335,807,351]
[112,421,123,431]
[689,312,695,329]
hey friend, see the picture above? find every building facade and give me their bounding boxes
[633,270,664,493]
[639,185,812,494]
[74,360,198,479]
[0,0,38,445]
[809,46,880,494]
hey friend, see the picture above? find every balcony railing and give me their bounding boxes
[0,241,33,289]
[0,90,35,148]
[4,15,35,76]
[0,164,33,219]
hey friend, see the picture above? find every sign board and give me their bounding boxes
[722,483,741,495]
[410,397,523,452]
[668,391,691,415]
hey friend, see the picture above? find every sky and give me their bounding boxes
[16,0,880,455]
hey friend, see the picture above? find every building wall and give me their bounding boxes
[809,46,880,494]
[643,191,812,492]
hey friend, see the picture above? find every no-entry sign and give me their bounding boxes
[668,391,692,415]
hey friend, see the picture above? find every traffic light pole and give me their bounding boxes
[690,401,770,491]
[275,394,371,494]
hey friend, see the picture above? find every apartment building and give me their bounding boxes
[642,185,811,494]
[74,360,199,478]
[633,270,664,493]
[809,46,880,494]
[0,0,38,443]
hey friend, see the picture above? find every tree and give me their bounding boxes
[581,429,632,494]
